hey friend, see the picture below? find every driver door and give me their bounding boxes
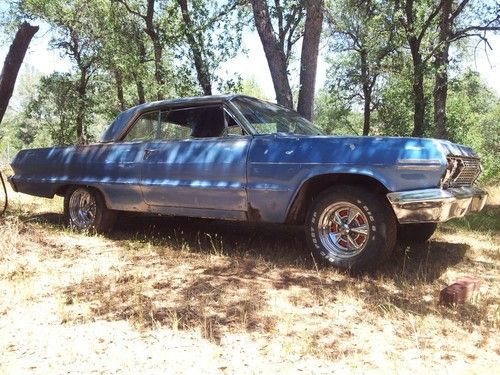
[124,105,251,215]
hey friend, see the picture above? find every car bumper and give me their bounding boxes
[387,186,488,224]
[7,176,17,192]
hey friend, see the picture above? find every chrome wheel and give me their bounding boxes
[68,188,97,230]
[318,202,370,258]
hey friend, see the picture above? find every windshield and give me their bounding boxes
[231,97,324,135]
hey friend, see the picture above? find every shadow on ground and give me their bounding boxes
[25,210,473,279]
[20,212,63,225]
[43,209,493,342]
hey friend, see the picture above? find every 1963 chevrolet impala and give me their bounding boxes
[8,95,488,271]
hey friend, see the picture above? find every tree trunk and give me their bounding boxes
[152,39,164,100]
[76,67,88,144]
[433,0,451,139]
[363,86,372,136]
[360,49,371,136]
[177,0,212,95]
[0,22,39,125]
[297,0,324,120]
[409,38,426,137]
[135,77,145,104]
[412,65,426,137]
[249,0,293,109]
[142,0,164,100]
[135,37,146,104]
[114,69,125,111]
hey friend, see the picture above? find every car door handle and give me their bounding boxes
[144,149,159,159]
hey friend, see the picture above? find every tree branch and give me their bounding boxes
[115,0,147,22]
[450,0,470,22]
[417,0,444,43]
[455,25,500,35]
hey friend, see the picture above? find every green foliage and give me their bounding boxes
[173,0,247,90]
[0,70,117,151]
[21,0,108,66]
[232,76,269,100]
[0,0,498,187]
[314,88,361,135]
[316,68,500,182]
[325,0,398,115]
[376,70,414,136]
[25,73,78,146]
[375,52,437,137]
[0,67,43,155]
[446,71,500,182]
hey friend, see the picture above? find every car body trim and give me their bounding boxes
[396,158,443,170]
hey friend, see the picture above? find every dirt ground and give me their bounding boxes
[0,185,498,374]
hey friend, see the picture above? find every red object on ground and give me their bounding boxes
[439,276,481,306]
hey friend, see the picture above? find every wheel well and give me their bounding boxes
[55,185,71,197]
[55,184,108,206]
[285,174,389,225]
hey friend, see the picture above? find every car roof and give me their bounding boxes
[130,94,241,111]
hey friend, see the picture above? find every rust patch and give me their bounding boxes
[247,203,262,222]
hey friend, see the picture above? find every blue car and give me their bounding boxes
[9,95,487,271]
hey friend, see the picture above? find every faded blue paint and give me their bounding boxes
[9,95,479,224]
[140,136,250,211]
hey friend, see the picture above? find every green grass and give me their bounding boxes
[446,205,500,233]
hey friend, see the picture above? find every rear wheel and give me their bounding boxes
[398,223,437,243]
[64,186,115,233]
[305,185,397,272]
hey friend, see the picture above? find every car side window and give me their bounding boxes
[187,106,225,138]
[225,109,246,136]
[124,111,159,141]
[157,111,192,140]
[124,105,245,141]
[157,106,226,140]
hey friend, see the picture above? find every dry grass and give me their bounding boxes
[0,184,498,374]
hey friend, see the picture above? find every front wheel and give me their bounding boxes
[64,186,115,233]
[305,186,397,272]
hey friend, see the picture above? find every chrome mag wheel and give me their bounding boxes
[318,202,370,258]
[68,188,97,229]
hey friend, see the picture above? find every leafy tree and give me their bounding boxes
[0,68,41,157]
[446,70,499,181]
[23,73,78,145]
[248,0,305,109]
[376,59,419,136]
[433,0,500,139]
[314,87,359,135]
[101,3,155,109]
[114,0,175,100]
[175,0,246,95]
[234,76,268,99]
[22,0,109,144]
[249,0,324,119]
[21,71,113,147]
[326,0,397,135]
[394,0,444,137]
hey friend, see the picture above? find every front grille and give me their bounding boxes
[443,155,481,187]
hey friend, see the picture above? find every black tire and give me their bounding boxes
[64,186,115,233]
[397,223,437,244]
[305,185,397,272]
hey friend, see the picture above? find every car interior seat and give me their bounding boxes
[190,107,225,138]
